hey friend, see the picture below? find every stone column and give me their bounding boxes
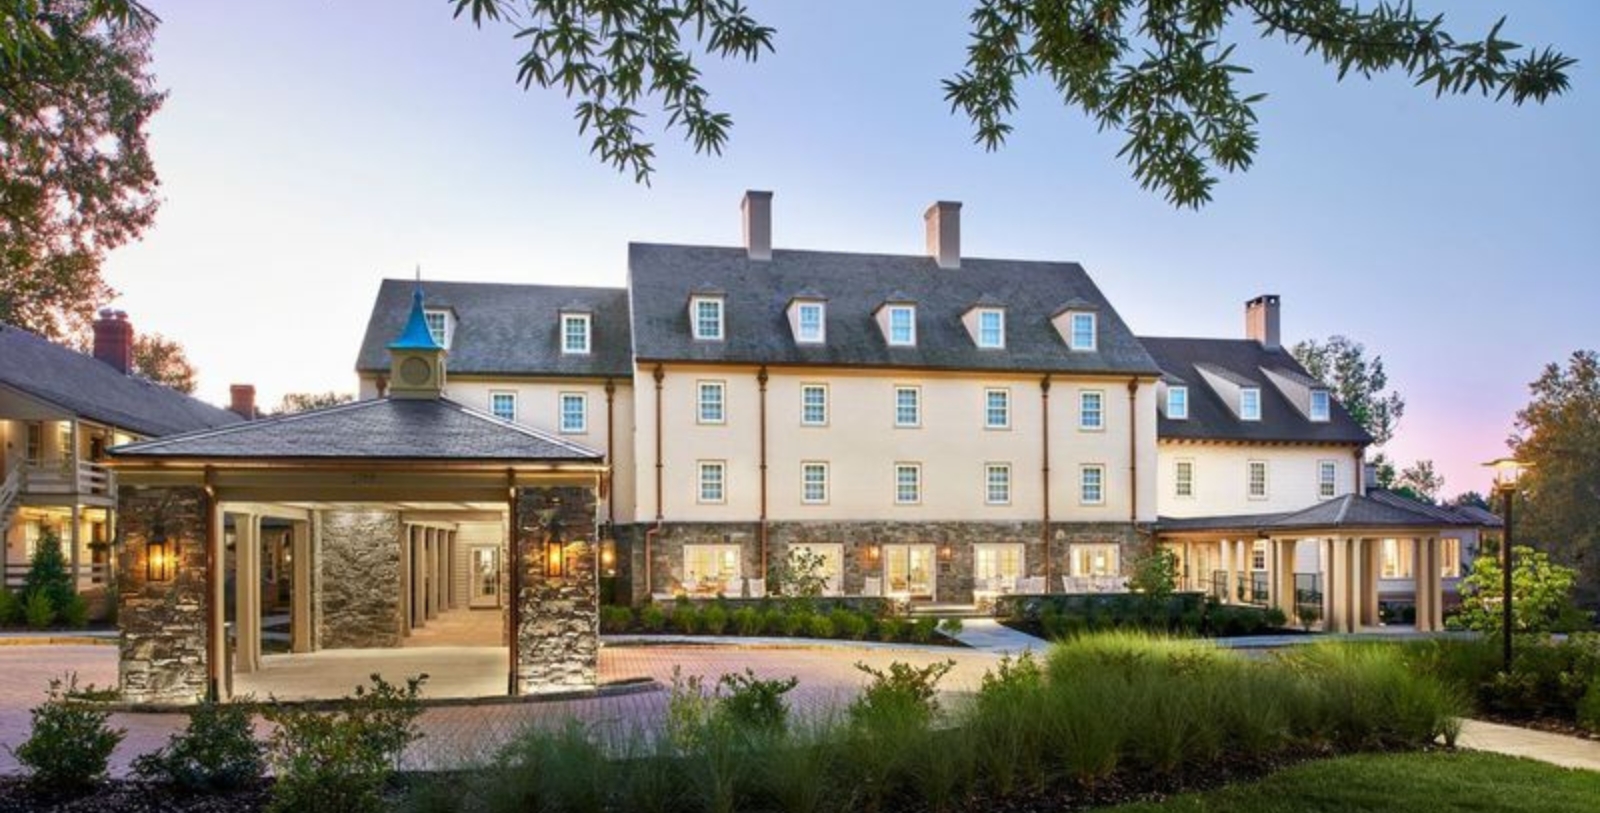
[317,509,403,648]
[118,485,210,705]
[514,485,599,694]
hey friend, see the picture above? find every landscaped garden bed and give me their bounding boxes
[997,591,1295,639]
[601,597,967,646]
[1401,633,1600,738]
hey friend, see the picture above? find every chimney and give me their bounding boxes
[924,201,961,269]
[92,309,134,374]
[229,384,257,420]
[1362,461,1378,495]
[1245,294,1281,350]
[741,190,772,261]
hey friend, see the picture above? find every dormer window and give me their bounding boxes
[1167,386,1189,420]
[796,301,825,344]
[691,296,724,341]
[561,312,591,354]
[888,305,916,346]
[423,309,452,348]
[1309,389,1330,422]
[1069,312,1097,351]
[977,308,1004,349]
[1240,387,1261,421]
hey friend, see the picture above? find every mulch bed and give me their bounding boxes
[0,778,271,813]
[1476,713,1600,741]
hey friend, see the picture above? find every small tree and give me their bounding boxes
[770,547,829,601]
[1455,545,1579,634]
[1127,546,1179,602]
[22,528,76,627]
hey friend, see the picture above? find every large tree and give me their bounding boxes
[272,391,354,415]
[449,0,1573,207]
[1292,335,1406,448]
[131,332,196,393]
[1510,350,1600,606]
[0,1,162,341]
[1393,459,1443,504]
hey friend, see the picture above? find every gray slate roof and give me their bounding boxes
[354,280,633,378]
[110,398,602,461]
[1156,490,1496,533]
[1139,337,1371,445]
[0,324,242,437]
[629,244,1161,375]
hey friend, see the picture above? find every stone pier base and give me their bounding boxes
[515,486,599,694]
[118,485,209,705]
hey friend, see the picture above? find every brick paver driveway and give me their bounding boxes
[0,642,1004,777]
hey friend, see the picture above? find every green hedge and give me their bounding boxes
[600,598,949,645]
[999,592,1288,638]
[1403,633,1600,733]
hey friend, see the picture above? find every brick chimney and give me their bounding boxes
[92,309,134,374]
[1245,294,1281,350]
[924,201,961,270]
[741,190,772,261]
[229,384,257,420]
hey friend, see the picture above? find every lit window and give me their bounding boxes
[1240,388,1261,421]
[1381,538,1414,579]
[985,463,1011,505]
[424,309,449,347]
[974,543,1024,584]
[1079,390,1104,430]
[561,313,591,354]
[697,381,725,424]
[1069,312,1096,351]
[1248,460,1268,499]
[888,305,916,346]
[789,543,843,595]
[1310,389,1330,422]
[692,297,724,341]
[894,386,920,427]
[801,462,828,504]
[1251,541,1268,571]
[560,393,587,433]
[1318,460,1338,499]
[1175,460,1194,498]
[489,391,516,422]
[1168,386,1188,419]
[984,388,1010,429]
[1441,539,1461,579]
[796,302,825,343]
[1070,543,1119,577]
[684,544,741,585]
[1080,465,1105,505]
[895,463,922,505]
[698,461,726,504]
[801,384,828,426]
[977,308,1005,348]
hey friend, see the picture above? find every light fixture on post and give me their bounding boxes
[146,522,175,582]
[1483,457,1527,672]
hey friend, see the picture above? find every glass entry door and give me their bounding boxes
[883,544,936,599]
[470,546,500,608]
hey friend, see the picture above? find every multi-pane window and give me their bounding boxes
[984,388,1010,429]
[1251,541,1268,571]
[1248,460,1269,499]
[424,310,449,347]
[801,384,828,426]
[796,302,825,343]
[887,305,916,346]
[1310,389,1331,422]
[974,543,1024,584]
[1318,460,1338,499]
[1240,388,1261,421]
[1069,312,1096,351]
[977,308,1005,348]
[895,463,922,505]
[684,544,741,585]
[697,461,726,504]
[1168,386,1188,419]
[1440,539,1462,579]
[489,391,516,422]
[1079,390,1104,430]
[697,381,726,424]
[801,462,829,504]
[1070,543,1119,577]
[692,297,724,341]
[1381,538,1414,579]
[985,463,1012,505]
[894,386,921,427]
[561,313,591,354]
[1175,460,1194,498]
[560,393,587,433]
[1080,465,1105,505]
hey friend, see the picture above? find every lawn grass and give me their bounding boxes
[1106,751,1600,812]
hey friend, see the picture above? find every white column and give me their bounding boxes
[1412,537,1430,632]
[236,514,261,673]
[1430,536,1445,631]
[1348,538,1365,631]
[210,501,229,700]
[291,521,312,654]
[1363,539,1380,627]
[1322,537,1340,633]
[426,528,441,621]
[411,526,427,629]
[68,504,82,591]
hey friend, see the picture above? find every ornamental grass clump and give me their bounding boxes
[1277,642,1466,750]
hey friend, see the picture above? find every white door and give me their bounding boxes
[470,546,500,608]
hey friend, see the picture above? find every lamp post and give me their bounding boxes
[1484,457,1526,671]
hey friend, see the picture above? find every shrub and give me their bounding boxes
[832,609,869,640]
[718,669,799,734]
[1579,682,1600,734]
[22,528,75,625]
[779,609,809,637]
[850,660,954,726]
[671,603,701,634]
[732,606,763,636]
[1127,546,1179,601]
[702,604,730,635]
[804,613,835,639]
[600,605,634,633]
[1456,545,1580,634]
[59,593,89,629]
[1263,606,1288,628]
[261,673,427,813]
[24,590,55,629]
[638,603,667,633]
[13,674,125,790]
[875,616,906,642]
[762,607,789,636]
[0,588,20,627]
[1297,604,1322,631]
[908,616,938,644]
[133,699,266,792]
[937,617,964,637]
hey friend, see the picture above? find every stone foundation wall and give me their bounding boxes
[515,486,599,694]
[316,508,402,649]
[118,485,209,705]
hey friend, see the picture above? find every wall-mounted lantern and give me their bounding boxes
[545,536,564,577]
[865,543,881,565]
[938,544,954,563]
[146,523,175,582]
[599,537,617,576]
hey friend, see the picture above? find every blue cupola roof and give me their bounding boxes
[389,284,441,350]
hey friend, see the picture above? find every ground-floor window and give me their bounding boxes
[1070,543,1120,577]
[683,544,741,593]
[974,543,1024,588]
[1251,540,1268,571]
[786,542,843,595]
[1380,538,1414,579]
[1440,538,1461,578]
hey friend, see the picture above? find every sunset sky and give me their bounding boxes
[101,1,1599,496]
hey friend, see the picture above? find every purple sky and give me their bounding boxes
[103,1,1599,496]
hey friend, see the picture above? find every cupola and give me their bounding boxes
[388,283,447,399]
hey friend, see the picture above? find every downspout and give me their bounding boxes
[757,366,769,586]
[506,472,520,696]
[604,378,617,527]
[1354,446,1366,494]
[1128,379,1140,524]
[643,365,665,600]
[1040,375,1052,589]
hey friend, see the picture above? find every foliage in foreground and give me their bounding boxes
[133,698,266,792]
[1404,634,1600,733]
[10,674,126,790]
[1453,545,1582,634]
[261,674,428,813]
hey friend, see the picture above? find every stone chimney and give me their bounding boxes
[229,384,257,420]
[741,190,772,261]
[92,309,134,374]
[924,201,961,270]
[1245,294,1281,350]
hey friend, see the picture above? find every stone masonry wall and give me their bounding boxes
[516,486,600,694]
[317,508,402,649]
[118,485,209,705]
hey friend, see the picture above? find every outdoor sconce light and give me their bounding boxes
[938,544,954,563]
[866,544,881,564]
[146,524,175,582]
[600,538,617,575]
[545,537,564,577]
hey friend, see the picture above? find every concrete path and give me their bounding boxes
[1457,719,1600,772]
[945,618,1049,655]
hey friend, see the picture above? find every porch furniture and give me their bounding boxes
[746,577,766,598]
[861,576,882,597]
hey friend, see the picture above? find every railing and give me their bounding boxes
[3,562,113,590]
[12,459,114,498]
[1209,569,1271,605]
[0,459,21,527]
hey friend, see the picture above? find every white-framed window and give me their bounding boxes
[561,313,591,354]
[984,388,1010,429]
[1167,386,1189,419]
[1247,460,1269,499]
[1240,387,1262,421]
[1318,460,1338,499]
[894,386,921,427]
[894,463,922,505]
[1441,538,1462,579]
[1309,389,1331,422]
[1079,390,1104,431]
[691,296,724,341]
[424,309,450,348]
[1251,540,1268,571]
[559,392,587,433]
[985,463,1012,505]
[974,543,1024,585]
[489,391,517,422]
[1080,464,1105,505]
[887,305,916,346]
[1070,543,1119,577]
[1175,459,1194,498]
[697,461,726,504]
[1381,538,1414,579]
[1069,312,1097,351]
[796,301,825,344]
[800,383,828,426]
[801,461,829,504]
[684,544,741,586]
[697,380,726,424]
[789,543,843,595]
[977,308,1005,348]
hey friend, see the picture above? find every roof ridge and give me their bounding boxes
[113,398,376,453]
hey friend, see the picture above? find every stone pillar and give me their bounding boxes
[291,521,312,654]
[317,509,403,648]
[1363,540,1380,627]
[514,485,599,694]
[118,485,210,705]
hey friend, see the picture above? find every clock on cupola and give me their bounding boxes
[387,283,448,399]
